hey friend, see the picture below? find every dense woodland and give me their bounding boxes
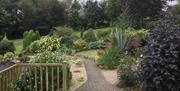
[0,0,179,39]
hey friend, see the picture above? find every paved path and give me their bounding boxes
[76,58,120,91]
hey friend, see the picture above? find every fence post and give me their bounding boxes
[62,64,67,91]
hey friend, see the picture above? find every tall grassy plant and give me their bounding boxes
[99,47,119,69]
[111,26,128,51]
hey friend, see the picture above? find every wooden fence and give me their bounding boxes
[0,63,68,91]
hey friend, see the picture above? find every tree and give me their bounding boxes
[0,0,67,38]
[120,0,173,28]
[171,0,180,15]
[83,0,108,29]
[0,0,23,38]
[68,0,82,30]
[106,0,122,21]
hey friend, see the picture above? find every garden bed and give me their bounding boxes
[69,57,87,91]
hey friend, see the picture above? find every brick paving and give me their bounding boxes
[76,58,121,91]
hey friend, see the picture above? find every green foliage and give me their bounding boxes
[95,28,112,39]
[105,0,122,21]
[28,36,60,53]
[0,35,3,41]
[119,0,171,28]
[3,52,14,61]
[171,0,180,15]
[117,55,136,87]
[83,0,109,29]
[111,26,128,51]
[68,0,82,30]
[53,26,74,38]
[23,30,40,50]
[17,54,30,63]
[83,30,97,42]
[85,41,101,50]
[99,47,119,69]
[0,38,15,55]
[31,51,65,63]
[0,0,66,39]
[62,35,80,48]
[126,28,149,38]
[0,55,4,62]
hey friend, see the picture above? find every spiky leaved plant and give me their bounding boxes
[111,25,128,51]
[138,15,180,91]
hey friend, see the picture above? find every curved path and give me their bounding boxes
[76,58,120,91]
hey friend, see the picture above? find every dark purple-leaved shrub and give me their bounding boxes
[138,15,180,91]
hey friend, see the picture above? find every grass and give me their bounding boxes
[72,27,113,37]
[11,39,23,54]
[77,50,101,59]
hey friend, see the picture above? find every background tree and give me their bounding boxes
[0,0,67,39]
[105,0,122,22]
[68,0,82,30]
[171,0,180,15]
[120,0,173,29]
[83,0,108,29]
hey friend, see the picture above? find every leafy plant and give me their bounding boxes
[23,30,40,50]
[3,52,14,61]
[111,26,128,51]
[73,39,86,49]
[62,35,80,48]
[138,15,180,91]
[28,36,61,53]
[85,41,101,50]
[126,28,149,39]
[0,37,15,55]
[0,55,4,62]
[95,28,112,39]
[31,50,65,63]
[83,30,97,42]
[99,47,119,69]
[118,55,136,87]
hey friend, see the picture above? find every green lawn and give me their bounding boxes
[11,39,23,54]
[77,50,102,59]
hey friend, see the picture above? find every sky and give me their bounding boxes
[168,0,177,6]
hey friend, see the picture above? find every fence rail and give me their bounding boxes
[0,63,68,91]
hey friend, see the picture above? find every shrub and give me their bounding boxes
[0,38,15,55]
[3,52,14,61]
[0,55,4,62]
[138,15,180,91]
[95,28,112,39]
[117,55,136,87]
[17,54,30,63]
[28,36,60,53]
[73,39,86,49]
[62,35,80,48]
[111,26,128,51]
[99,47,119,69]
[53,26,74,38]
[125,28,149,57]
[85,41,101,50]
[83,30,97,42]
[23,30,40,49]
[0,35,3,41]
[126,28,149,39]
